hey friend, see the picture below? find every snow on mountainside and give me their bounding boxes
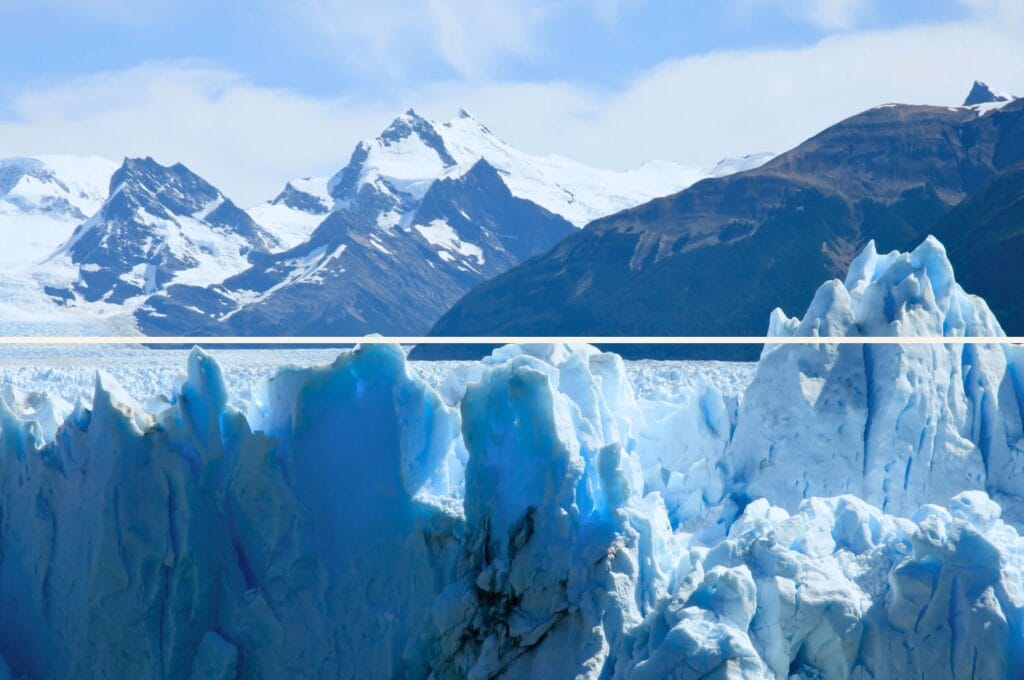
[139,109,769,338]
[334,108,771,227]
[250,109,772,232]
[246,176,331,250]
[138,158,577,336]
[39,157,279,307]
[1,237,1024,677]
[0,155,116,268]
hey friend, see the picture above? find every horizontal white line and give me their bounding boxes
[0,336,1022,345]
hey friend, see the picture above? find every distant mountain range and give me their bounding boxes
[418,81,1024,359]
[2,83,1020,352]
[0,109,768,336]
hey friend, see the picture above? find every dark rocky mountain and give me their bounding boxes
[49,157,277,304]
[964,80,1011,106]
[137,159,574,335]
[419,92,1024,359]
[930,161,1024,333]
[271,181,331,215]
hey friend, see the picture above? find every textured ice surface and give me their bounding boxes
[729,237,1024,523]
[1,239,1023,678]
[0,346,752,418]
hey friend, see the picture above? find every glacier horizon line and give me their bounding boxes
[0,335,1022,345]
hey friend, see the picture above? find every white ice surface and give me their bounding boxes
[0,344,752,415]
[1,239,1023,678]
[0,339,1021,679]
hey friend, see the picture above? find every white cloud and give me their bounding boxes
[0,62,394,205]
[413,16,1024,170]
[426,0,552,77]
[289,0,436,80]
[737,0,876,30]
[291,0,637,79]
[0,15,1021,208]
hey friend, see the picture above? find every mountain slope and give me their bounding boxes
[422,94,1024,359]
[41,157,279,305]
[138,160,575,335]
[930,161,1024,333]
[139,109,758,336]
[317,108,770,228]
[246,177,331,250]
[247,109,771,232]
[0,155,116,268]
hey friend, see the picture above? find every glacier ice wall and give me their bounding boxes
[730,237,1024,522]
[0,238,1023,678]
[0,344,467,678]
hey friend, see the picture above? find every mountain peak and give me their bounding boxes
[109,157,221,210]
[54,155,277,305]
[963,80,1011,106]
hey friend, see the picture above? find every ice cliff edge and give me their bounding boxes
[0,237,1023,678]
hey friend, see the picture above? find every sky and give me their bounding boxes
[0,0,1022,205]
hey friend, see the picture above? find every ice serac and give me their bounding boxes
[3,271,1024,677]
[616,492,1024,679]
[728,237,1024,521]
[415,344,678,678]
[0,344,464,678]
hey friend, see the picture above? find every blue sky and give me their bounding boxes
[1,0,1022,204]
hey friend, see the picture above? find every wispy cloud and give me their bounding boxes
[290,0,637,80]
[0,11,1021,207]
[735,0,876,30]
[0,62,394,205]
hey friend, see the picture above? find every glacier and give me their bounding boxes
[0,237,1023,678]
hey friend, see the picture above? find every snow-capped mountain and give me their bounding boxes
[249,108,771,233]
[246,176,331,250]
[139,158,576,335]
[140,109,763,336]
[0,155,116,269]
[41,157,279,305]
[0,109,767,336]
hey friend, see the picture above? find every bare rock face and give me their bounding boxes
[963,80,1010,106]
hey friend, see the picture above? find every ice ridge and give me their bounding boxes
[0,237,1023,678]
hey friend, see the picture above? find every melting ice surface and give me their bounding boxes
[0,237,1023,679]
